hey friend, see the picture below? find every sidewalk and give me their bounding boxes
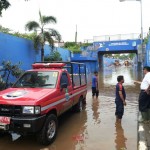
[138,112,150,150]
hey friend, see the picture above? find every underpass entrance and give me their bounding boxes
[93,39,141,69]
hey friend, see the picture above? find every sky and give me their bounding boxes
[0,0,150,42]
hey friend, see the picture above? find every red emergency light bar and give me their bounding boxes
[32,63,66,69]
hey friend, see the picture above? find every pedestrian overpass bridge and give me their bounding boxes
[72,33,145,71]
[93,39,141,54]
[90,33,143,68]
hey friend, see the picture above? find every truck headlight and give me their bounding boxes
[22,106,34,114]
[35,106,41,114]
[22,106,41,114]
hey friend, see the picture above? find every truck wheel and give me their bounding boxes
[74,97,83,112]
[0,132,7,137]
[36,114,58,145]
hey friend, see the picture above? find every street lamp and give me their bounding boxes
[119,0,144,66]
[120,0,141,1]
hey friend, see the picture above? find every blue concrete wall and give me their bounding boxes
[2,32,148,86]
[146,37,150,66]
[0,32,40,70]
[0,33,97,84]
[71,45,98,83]
[0,33,72,84]
[71,53,97,62]
[71,44,98,74]
[0,32,71,70]
[44,45,71,61]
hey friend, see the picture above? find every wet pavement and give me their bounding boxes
[0,65,141,150]
[142,123,150,150]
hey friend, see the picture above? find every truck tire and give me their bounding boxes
[36,114,58,145]
[0,132,7,137]
[74,97,83,112]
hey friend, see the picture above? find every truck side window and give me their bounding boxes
[60,72,69,86]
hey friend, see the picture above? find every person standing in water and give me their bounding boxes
[115,75,126,123]
[134,66,150,122]
[92,71,99,99]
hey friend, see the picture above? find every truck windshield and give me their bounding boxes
[13,71,58,88]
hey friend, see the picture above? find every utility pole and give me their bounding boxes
[140,0,144,66]
[119,0,144,67]
[75,25,77,43]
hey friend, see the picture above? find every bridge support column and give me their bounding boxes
[98,53,103,71]
[137,62,143,79]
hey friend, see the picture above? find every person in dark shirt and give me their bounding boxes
[115,75,126,123]
[92,71,99,98]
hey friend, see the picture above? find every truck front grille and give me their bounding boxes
[0,105,22,116]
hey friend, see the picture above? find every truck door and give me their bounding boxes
[60,72,73,112]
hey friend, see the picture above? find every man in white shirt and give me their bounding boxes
[138,66,150,121]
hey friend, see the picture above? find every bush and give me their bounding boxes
[44,51,62,61]
[63,42,82,53]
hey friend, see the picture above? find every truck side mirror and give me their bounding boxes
[61,83,68,89]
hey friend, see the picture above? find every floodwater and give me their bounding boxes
[0,65,142,150]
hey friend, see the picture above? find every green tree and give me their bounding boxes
[0,0,10,16]
[64,42,76,48]
[0,25,36,40]
[0,0,30,16]
[128,53,135,60]
[44,51,62,61]
[0,25,10,33]
[143,28,150,44]
[25,11,61,62]
[64,42,81,53]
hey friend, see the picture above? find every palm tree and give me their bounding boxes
[25,11,61,61]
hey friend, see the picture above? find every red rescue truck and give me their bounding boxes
[0,62,87,145]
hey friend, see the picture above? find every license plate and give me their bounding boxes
[0,116,10,125]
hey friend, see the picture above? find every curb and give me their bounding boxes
[138,112,148,150]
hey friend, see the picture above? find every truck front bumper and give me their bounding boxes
[0,115,46,134]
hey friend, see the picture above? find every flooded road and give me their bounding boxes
[0,65,141,150]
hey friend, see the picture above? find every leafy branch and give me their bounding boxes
[0,61,24,90]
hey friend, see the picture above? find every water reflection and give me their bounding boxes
[98,65,139,149]
[104,67,133,86]
[92,99,100,124]
[48,107,88,150]
[99,66,142,86]
[115,121,127,150]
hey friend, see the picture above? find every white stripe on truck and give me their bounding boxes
[41,88,87,111]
